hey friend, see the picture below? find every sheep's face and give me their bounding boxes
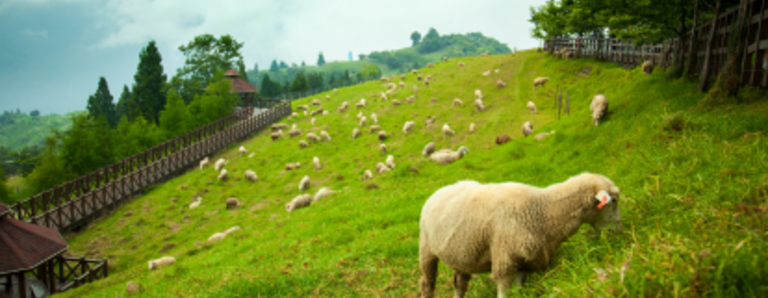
[591,187,622,231]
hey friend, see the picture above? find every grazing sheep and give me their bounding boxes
[226,198,240,209]
[380,143,387,153]
[469,123,476,134]
[533,77,550,88]
[642,60,654,75]
[427,63,434,68]
[299,140,309,148]
[296,105,309,111]
[313,187,336,202]
[358,99,367,108]
[380,92,388,100]
[522,121,534,137]
[496,135,512,145]
[429,146,470,165]
[189,197,202,209]
[590,94,609,126]
[326,94,330,100]
[405,96,415,103]
[403,121,416,133]
[313,157,321,170]
[458,62,465,67]
[239,146,247,156]
[494,69,500,73]
[443,57,448,62]
[425,80,430,86]
[285,162,301,171]
[474,89,482,99]
[271,123,289,131]
[306,132,320,143]
[298,175,310,191]
[442,124,455,138]
[303,111,308,117]
[360,116,367,127]
[353,128,361,139]
[289,128,302,138]
[370,125,381,133]
[286,194,312,212]
[417,75,423,81]
[378,130,387,141]
[527,101,538,114]
[311,99,321,106]
[386,155,395,169]
[320,131,331,141]
[199,157,209,170]
[535,131,555,141]
[217,169,228,181]
[224,226,241,235]
[413,85,418,94]
[426,75,433,81]
[322,110,329,116]
[291,112,298,118]
[418,173,621,298]
[425,116,436,127]
[356,111,363,119]
[148,256,176,270]
[363,170,373,180]
[482,70,491,76]
[422,142,436,157]
[496,79,507,88]
[474,99,485,112]
[453,98,464,107]
[310,108,323,116]
[271,129,283,141]
[412,69,418,75]
[376,162,391,174]
[214,158,227,172]
[311,118,316,126]
[380,76,391,82]
[399,81,406,88]
[371,113,378,123]
[333,88,337,94]
[244,170,258,182]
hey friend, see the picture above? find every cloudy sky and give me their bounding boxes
[0,0,547,115]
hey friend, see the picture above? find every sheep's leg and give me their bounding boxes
[419,249,439,298]
[452,271,472,298]
[490,257,517,298]
[515,272,527,287]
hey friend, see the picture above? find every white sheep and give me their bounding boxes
[296,105,309,111]
[289,128,302,138]
[333,88,337,94]
[298,175,310,191]
[371,113,378,123]
[310,108,323,117]
[199,157,209,170]
[469,123,476,134]
[522,121,533,137]
[392,100,402,106]
[413,85,418,94]
[590,94,609,126]
[380,92,388,100]
[533,77,550,87]
[385,155,395,169]
[285,162,301,171]
[244,170,258,182]
[474,89,482,99]
[312,187,336,202]
[535,131,555,141]
[326,94,330,100]
[398,81,406,88]
[458,61,465,67]
[214,158,227,172]
[442,124,455,138]
[311,117,316,126]
[303,111,308,117]
[271,123,289,131]
[226,197,240,209]
[363,170,373,180]
[271,129,284,141]
[306,132,320,143]
[642,60,654,75]
[311,99,321,106]
[291,112,298,118]
[429,146,469,165]
[422,142,436,157]
[320,131,331,142]
[189,197,202,209]
[482,70,491,76]
[453,98,464,107]
[405,96,415,103]
[418,173,621,298]
[208,232,226,242]
[313,156,321,170]
[370,125,381,133]
[299,140,308,148]
[376,162,390,174]
[322,110,329,116]
[496,79,506,88]
[360,116,367,127]
[217,169,228,181]
[378,130,387,141]
[527,101,538,114]
[286,194,312,212]
[403,121,415,133]
[356,111,363,119]
[352,128,361,139]
[148,256,176,270]
[380,143,387,153]
[474,99,485,112]
[224,226,241,235]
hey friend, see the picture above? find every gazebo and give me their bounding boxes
[222,69,259,108]
[0,203,68,298]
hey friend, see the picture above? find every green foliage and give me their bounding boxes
[187,80,238,128]
[60,114,96,176]
[86,77,117,128]
[269,60,279,72]
[0,110,74,151]
[279,61,288,69]
[132,40,167,124]
[172,34,244,103]
[0,166,9,204]
[411,30,422,46]
[159,89,189,140]
[317,52,326,66]
[30,110,40,117]
[26,137,70,195]
[116,85,132,120]
[91,116,116,168]
[290,72,308,92]
[115,116,136,159]
[418,27,444,53]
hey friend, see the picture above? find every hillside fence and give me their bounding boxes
[7,98,291,231]
[545,0,768,88]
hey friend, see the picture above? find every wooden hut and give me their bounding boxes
[223,69,259,108]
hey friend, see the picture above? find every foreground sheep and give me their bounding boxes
[590,94,609,126]
[533,77,550,88]
[642,60,654,75]
[418,173,621,298]
[527,101,538,114]
[225,198,240,209]
[522,121,533,137]
[148,256,176,270]
[385,155,395,169]
[403,121,415,133]
[320,131,331,141]
[271,129,283,141]
[474,99,485,112]
[214,159,227,172]
[313,187,336,202]
[313,157,321,170]
[298,176,310,191]
[286,194,312,212]
[442,124,455,138]
[244,170,258,182]
[429,146,469,165]
[378,131,387,141]
[422,142,436,157]
[189,197,202,209]
[217,169,228,181]
[363,170,373,180]
[496,79,507,88]
[199,157,209,170]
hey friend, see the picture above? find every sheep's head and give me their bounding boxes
[590,186,622,231]
[457,146,470,157]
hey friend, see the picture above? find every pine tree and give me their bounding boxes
[116,85,132,121]
[86,77,117,127]
[115,116,137,159]
[279,61,288,69]
[301,61,306,67]
[132,40,167,125]
[317,52,326,66]
[60,114,96,176]
[237,59,249,82]
[269,60,280,72]
[159,89,189,139]
[26,137,70,194]
[260,74,276,97]
[91,116,116,168]
[253,63,259,73]
[411,31,422,46]
[290,72,308,92]
[328,73,336,87]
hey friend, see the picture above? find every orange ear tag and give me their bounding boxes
[597,196,608,209]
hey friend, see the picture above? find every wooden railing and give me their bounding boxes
[8,98,291,231]
[545,0,768,88]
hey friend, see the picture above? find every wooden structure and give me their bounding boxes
[545,0,768,88]
[0,203,108,298]
[223,69,259,108]
[8,100,291,231]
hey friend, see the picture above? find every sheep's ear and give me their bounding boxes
[595,190,612,209]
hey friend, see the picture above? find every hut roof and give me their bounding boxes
[0,203,69,274]
[223,69,258,94]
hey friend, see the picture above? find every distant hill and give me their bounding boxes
[0,110,81,151]
[246,32,512,88]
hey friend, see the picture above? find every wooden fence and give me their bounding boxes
[8,98,291,231]
[545,0,768,88]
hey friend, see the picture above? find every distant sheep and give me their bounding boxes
[271,129,283,141]
[333,88,337,94]
[371,113,378,123]
[244,170,258,182]
[285,162,301,171]
[356,111,363,119]
[474,89,482,99]
[360,116,367,127]
[527,101,538,114]
[378,130,387,141]
[427,63,434,68]
[442,124,455,138]
[322,110,329,116]
[533,77,550,88]
[311,99,321,106]
[311,118,316,126]
[363,170,373,180]
[380,143,387,153]
[148,256,176,270]
[413,85,418,94]
[189,197,202,209]
[306,132,320,143]
[356,99,367,108]
[642,60,654,75]
[291,112,298,118]
[429,146,470,165]
[535,131,555,141]
[313,156,321,170]
[286,194,312,212]
[299,140,308,148]
[239,146,247,156]
[469,123,476,134]
[296,105,309,111]
[425,116,436,127]
[380,76,391,82]
[398,81,406,88]
[412,69,418,75]
[226,198,240,209]
[310,108,323,116]
[380,92,388,100]
[370,125,381,133]
[217,169,228,181]
[224,226,241,235]
[474,99,485,112]
[208,232,226,242]
[458,62,465,67]
[199,157,209,170]
[443,57,448,62]
[405,96,415,104]
[403,121,416,133]
[422,142,436,157]
[417,75,423,81]
[590,94,609,126]
[271,123,288,131]
[453,98,464,107]
[386,155,395,169]
[326,94,330,100]
[298,175,310,191]
[353,128,361,139]
[482,70,491,76]
[376,162,391,174]
[496,135,511,145]
[313,187,336,202]
[496,79,506,88]
[320,131,331,141]
[214,158,227,172]
[522,121,533,137]
[289,128,302,138]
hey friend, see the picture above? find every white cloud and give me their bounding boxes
[20,28,48,37]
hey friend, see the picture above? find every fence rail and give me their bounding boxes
[9,98,291,231]
[544,0,768,88]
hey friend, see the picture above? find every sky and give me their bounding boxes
[0,0,547,115]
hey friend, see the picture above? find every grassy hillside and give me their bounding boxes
[58,51,767,297]
[0,111,78,151]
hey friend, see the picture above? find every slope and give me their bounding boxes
[58,51,768,297]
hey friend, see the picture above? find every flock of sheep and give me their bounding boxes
[144,52,626,297]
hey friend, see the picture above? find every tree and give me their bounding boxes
[301,61,306,67]
[132,40,167,124]
[86,76,117,127]
[0,166,9,204]
[115,116,137,159]
[116,85,132,120]
[30,110,40,117]
[710,0,750,98]
[317,52,326,66]
[172,34,245,102]
[290,72,308,93]
[411,31,422,46]
[237,59,249,82]
[279,61,289,69]
[253,63,259,73]
[25,136,70,195]
[60,114,96,175]
[328,73,337,87]
[358,54,367,61]
[419,28,444,53]
[128,116,159,152]
[307,72,324,90]
[260,73,279,97]
[159,89,189,139]
[90,116,116,169]
[269,60,280,72]
[700,0,723,91]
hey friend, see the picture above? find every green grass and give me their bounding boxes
[0,111,79,151]
[57,51,768,297]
